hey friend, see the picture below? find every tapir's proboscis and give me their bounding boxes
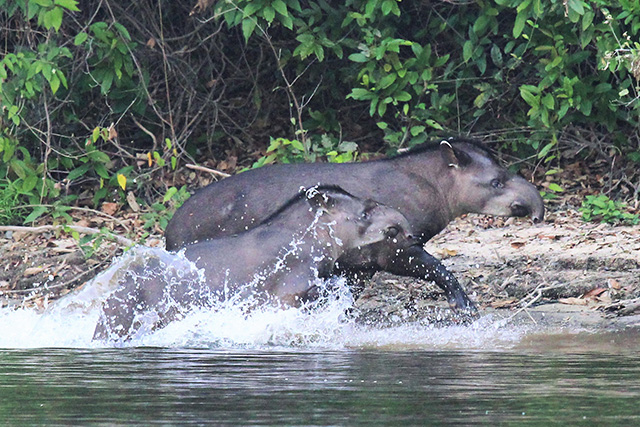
[165,138,545,313]
[94,186,424,341]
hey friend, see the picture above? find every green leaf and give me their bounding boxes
[22,174,39,193]
[88,149,111,163]
[94,163,109,179]
[473,15,489,35]
[100,72,113,95]
[74,31,88,45]
[348,88,375,100]
[290,139,305,151]
[379,73,397,89]
[348,53,368,63]
[49,74,60,94]
[519,89,537,107]
[538,141,555,159]
[516,0,532,13]
[381,0,393,16]
[513,12,527,38]
[67,163,91,181]
[394,91,411,102]
[49,7,64,31]
[57,69,68,89]
[548,183,563,193]
[410,125,425,136]
[567,0,585,15]
[263,6,275,23]
[24,206,48,223]
[163,186,178,203]
[474,91,490,108]
[242,18,257,42]
[425,119,443,130]
[462,40,473,62]
[272,0,288,15]
[54,0,80,11]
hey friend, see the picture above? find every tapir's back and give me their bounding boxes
[165,162,378,250]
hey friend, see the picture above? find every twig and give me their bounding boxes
[0,225,135,247]
[131,115,158,152]
[0,205,132,233]
[185,163,230,177]
[604,297,640,316]
[41,92,52,204]
[497,281,568,325]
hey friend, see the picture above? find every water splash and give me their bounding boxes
[0,246,536,350]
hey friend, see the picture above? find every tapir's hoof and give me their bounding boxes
[449,298,480,321]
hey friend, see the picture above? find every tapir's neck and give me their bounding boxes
[390,152,459,239]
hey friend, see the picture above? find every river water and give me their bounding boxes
[1,248,639,424]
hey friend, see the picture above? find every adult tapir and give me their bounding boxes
[165,138,545,313]
[94,186,421,340]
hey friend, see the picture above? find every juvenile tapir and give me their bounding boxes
[164,138,545,313]
[93,186,424,340]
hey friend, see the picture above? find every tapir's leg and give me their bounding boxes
[384,245,478,315]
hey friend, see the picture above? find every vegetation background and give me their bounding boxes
[1,0,639,243]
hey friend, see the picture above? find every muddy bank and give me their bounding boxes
[2,208,639,330]
[353,209,640,328]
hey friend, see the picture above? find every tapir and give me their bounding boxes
[165,138,545,312]
[94,186,422,340]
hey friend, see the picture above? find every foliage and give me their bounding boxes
[0,182,26,225]
[246,135,358,170]
[580,194,639,225]
[141,185,191,234]
[1,0,640,232]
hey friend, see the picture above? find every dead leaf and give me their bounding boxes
[76,219,91,228]
[510,241,526,249]
[52,239,76,253]
[596,292,612,305]
[146,238,163,248]
[24,266,47,277]
[538,234,563,240]
[11,231,27,241]
[558,297,588,306]
[127,191,140,212]
[440,248,458,258]
[101,202,118,216]
[107,123,118,141]
[608,279,621,290]
[190,0,215,15]
[489,298,517,308]
[582,287,607,299]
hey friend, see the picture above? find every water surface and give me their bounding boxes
[1,345,639,425]
[1,247,638,424]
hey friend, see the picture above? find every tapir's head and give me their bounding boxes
[305,186,416,252]
[439,140,545,223]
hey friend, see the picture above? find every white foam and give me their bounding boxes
[0,246,534,350]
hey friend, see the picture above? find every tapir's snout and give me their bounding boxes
[510,198,544,223]
[531,209,544,224]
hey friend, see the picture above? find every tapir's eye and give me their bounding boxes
[385,226,400,238]
[491,179,504,189]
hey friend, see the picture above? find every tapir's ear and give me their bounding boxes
[305,187,335,212]
[440,140,472,169]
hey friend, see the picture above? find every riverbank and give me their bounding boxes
[355,207,640,328]
[1,206,639,329]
